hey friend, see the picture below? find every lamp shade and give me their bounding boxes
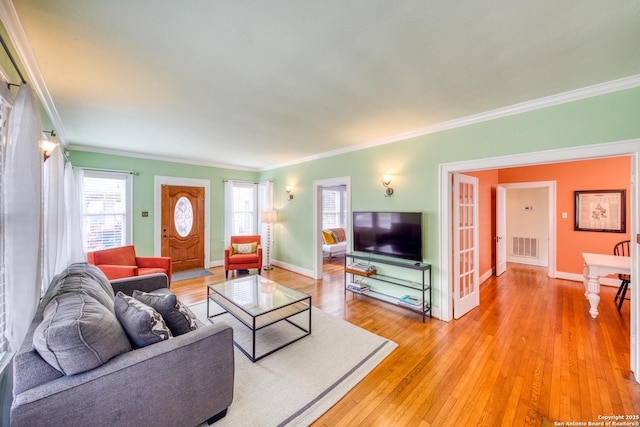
[261,210,277,223]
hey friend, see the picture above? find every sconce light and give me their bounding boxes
[41,130,58,161]
[286,185,294,201]
[381,175,394,197]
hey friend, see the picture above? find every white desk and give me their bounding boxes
[582,252,631,318]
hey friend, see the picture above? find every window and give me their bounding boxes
[80,170,133,252]
[224,180,272,245]
[322,186,347,229]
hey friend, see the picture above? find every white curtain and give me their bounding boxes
[259,181,274,265]
[3,83,42,351]
[223,180,234,248]
[42,145,65,290]
[61,162,84,268]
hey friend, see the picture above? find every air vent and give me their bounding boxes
[512,237,538,258]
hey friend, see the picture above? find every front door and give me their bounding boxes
[161,185,205,273]
[453,173,480,319]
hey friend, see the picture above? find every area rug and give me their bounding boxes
[171,269,213,282]
[188,302,397,426]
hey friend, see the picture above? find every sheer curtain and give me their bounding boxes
[42,145,65,290]
[3,83,42,351]
[42,148,84,291]
[223,180,235,248]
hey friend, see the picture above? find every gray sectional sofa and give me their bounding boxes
[10,263,234,427]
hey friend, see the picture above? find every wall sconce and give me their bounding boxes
[381,175,394,197]
[286,185,294,201]
[41,130,58,161]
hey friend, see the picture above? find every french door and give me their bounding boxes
[453,173,480,319]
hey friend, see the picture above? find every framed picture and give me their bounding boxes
[574,189,626,233]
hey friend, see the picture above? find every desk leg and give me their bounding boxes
[583,264,601,319]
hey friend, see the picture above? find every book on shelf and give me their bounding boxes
[347,283,369,293]
[397,300,424,311]
[398,294,423,306]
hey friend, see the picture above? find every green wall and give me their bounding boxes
[69,86,640,311]
[67,152,257,260]
[260,87,640,272]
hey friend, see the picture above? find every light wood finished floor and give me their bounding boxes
[171,261,640,426]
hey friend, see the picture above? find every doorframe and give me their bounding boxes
[312,176,351,280]
[497,181,556,276]
[439,138,639,382]
[154,176,210,267]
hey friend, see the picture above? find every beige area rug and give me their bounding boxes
[189,302,397,426]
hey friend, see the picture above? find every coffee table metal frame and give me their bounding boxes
[207,276,312,362]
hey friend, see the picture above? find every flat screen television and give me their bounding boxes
[352,211,423,262]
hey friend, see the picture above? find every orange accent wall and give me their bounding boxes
[498,156,631,275]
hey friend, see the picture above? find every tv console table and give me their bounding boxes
[344,252,432,322]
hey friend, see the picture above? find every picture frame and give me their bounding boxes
[574,189,626,233]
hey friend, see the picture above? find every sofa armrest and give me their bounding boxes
[11,321,234,427]
[96,264,139,280]
[110,273,169,296]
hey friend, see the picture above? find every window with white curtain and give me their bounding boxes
[322,185,347,229]
[80,170,133,252]
[224,180,272,245]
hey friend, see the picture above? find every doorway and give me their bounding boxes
[439,139,639,382]
[154,176,210,269]
[313,177,351,280]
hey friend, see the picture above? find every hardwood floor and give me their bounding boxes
[171,260,640,426]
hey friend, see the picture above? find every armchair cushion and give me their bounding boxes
[232,242,258,254]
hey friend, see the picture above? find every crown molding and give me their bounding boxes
[0,0,68,145]
[261,74,640,171]
[68,144,259,173]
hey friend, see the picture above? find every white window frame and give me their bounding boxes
[79,169,133,252]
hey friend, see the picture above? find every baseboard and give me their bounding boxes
[271,259,314,278]
[555,270,620,287]
[506,256,548,267]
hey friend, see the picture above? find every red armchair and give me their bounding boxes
[87,245,172,282]
[224,235,262,278]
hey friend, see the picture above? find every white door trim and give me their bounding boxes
[439,138,639,383]
[154,176,211,267]
[312,176,351,280]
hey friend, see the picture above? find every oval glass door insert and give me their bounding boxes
[174,196,194,237]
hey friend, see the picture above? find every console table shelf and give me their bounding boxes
[344,253,432,322]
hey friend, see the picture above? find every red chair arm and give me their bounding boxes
[136,256,172,282]
[96,265,139,280]
[257,245,263,269]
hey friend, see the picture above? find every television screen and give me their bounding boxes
[352,212,423,262]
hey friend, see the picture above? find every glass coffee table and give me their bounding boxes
[207,275,312,362]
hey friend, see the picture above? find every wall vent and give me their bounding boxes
[512,237,538,258]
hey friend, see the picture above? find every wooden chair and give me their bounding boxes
[613,240,631,311]
[224,235,262,278]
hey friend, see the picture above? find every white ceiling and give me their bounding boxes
[7,0,640,170]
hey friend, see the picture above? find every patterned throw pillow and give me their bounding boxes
[114,292,173,348]
[232,242,258,254]
[132,290,198,336]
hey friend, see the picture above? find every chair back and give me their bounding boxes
[230,235,261,245]
[614,240,631,257]
[614,240,631,280]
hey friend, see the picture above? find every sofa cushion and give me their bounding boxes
[115,292,173,348]
[42,262,116,311]
[330,227,347,242]
[132,290,198,336]
[33,292,132,376]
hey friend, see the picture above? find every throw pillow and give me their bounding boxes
[42,262,116,312]
[322,230,335,244]
[232,242,258,254]
[114,292,173,348]
[132,290,198,336]
[33,292,132,376]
